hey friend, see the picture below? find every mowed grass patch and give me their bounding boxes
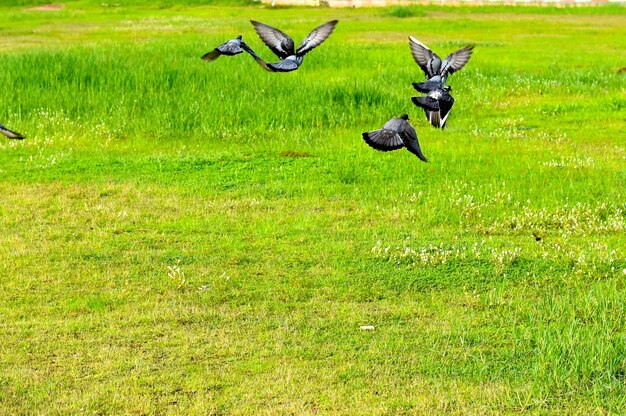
[1,2,626,414]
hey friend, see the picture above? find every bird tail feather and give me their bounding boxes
[425,110,443,129]
[201,49,221,61]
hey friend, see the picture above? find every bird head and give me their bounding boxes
[443,85,452,92]
[236,35,243,40]
[400,114,409,120]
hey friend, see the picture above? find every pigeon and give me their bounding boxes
[202,35,249,61]
[408,37,473,129]
[249,20,338,72]
[362,114,428,162]
[411,84,455,129]
[0,124,24,140]
[408,36,474,84]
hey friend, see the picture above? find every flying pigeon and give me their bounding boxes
[202,35,249,61]
[0,124,24,140]
[411,84,455,129]
[409,37,473,129]
[249,20,338,72]
[362,114,428,162]
[408,36,474,84]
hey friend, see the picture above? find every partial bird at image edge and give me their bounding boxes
[0,124,25,140]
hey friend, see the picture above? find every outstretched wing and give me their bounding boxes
[399,121,428,162]
[409,36,441,79]
[250,20,295,59]
[411,96,440,112]
[362,129,405,152]
[441,45,474,76]
[296,20,338,57]
[0,124,25,140]
[241,43,273,72]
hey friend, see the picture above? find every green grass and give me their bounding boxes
[1,1,626,414]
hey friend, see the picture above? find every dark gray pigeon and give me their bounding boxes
[408,36,474,84]
[0,123,24,140]
[249,20,338,72]
[411,84,455,129]
[409,37,472,129]
[202,35,248,61]
[362,114,428,162]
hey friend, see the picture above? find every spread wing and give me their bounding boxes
[296,20,338,57]
[411,95,440,112]
[362,128,405,152]
[399,122,428,162]
[441,45,474,76]
[409,36,441,79]
[250,20,295,59]
[240,43,273,72]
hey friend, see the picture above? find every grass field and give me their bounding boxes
[1,1,626,414]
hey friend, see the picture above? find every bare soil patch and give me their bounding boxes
[27,3,64,11]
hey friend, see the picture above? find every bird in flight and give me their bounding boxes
[409,36,474,85]
[409,36,473,128]
[411,84,455,129]
[362,114,428,162]
[202,35,249,61]
[249,20,338,72]
[0,123,24,140]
